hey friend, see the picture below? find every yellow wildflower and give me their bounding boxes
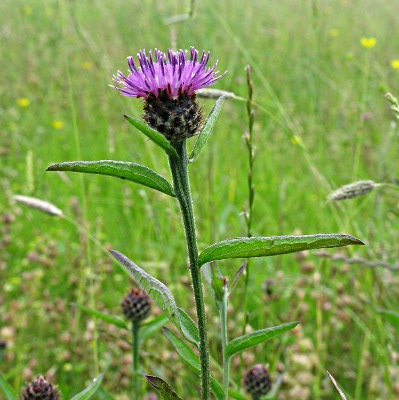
[51,120,64,130]
[390,60,399,70]
[360,37,377,49]
[329,29,339,38]
[17,98,30,107]
[81,61,93,70]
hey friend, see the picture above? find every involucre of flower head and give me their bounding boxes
[112,47,226,142]
[243,364,272,398]
[20,375,61,400]
[121,288,151,322]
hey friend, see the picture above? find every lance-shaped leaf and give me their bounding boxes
[110,250,199,346]
[47,160,175,197]
[189,96,225,163]
[140,314,169,342]
[198,234,364,267]
[0,375,17,400]
[145,375,183,400]
[124,114,178,157]
[71,303,128,330]
[378,309,399,331]
[163,328,224,399]
[225,322,299,359]
[70,373,104,400]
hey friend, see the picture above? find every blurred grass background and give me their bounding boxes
[1,0,399,398]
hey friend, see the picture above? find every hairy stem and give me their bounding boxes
[220,290,229,399]
[168,141,210,400]
[132,320,141,400]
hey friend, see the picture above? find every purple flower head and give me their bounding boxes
[112,47,225,100]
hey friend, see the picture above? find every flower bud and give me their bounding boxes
[20,375,60,400]
[121,288,151,322]
[243,364,272,398]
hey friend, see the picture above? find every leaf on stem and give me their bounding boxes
[70,373,104,400]
[70,303,128,330]
[145,375,183,400]
[140,314,170,342]
[198,234,364,267]
[327,371,348,400]
[47,160,175,197]
[378,309,399,331]
[0,375,17,400]
[225,322,299,359]
[163,328,224,399]
[189,96,225,163]
[124,114,178,157]
[110,250,199,346]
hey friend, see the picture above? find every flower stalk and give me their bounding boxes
[132,320,141,399]
[168,140,210,400]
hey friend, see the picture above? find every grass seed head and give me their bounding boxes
[327,180,377,201]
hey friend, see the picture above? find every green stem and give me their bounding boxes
[220,291,229,399]
[168,141,210,400]
[132,320,141,400]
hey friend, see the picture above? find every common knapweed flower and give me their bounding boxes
[121,288,151,322]
[20,375,61,400]
[243,364,272,398]
[112,47,225,141]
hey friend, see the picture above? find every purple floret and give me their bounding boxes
[112,47,225,99]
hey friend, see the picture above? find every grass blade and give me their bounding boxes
[145,375,183,399]
[124,114,178,157]
[70,373,104,400]
[198,234,364,266]
[327,371,348,400]
[225,322,298,359]
[0,375,17,400]
[70,303,128,330]
[47,160,175,197]
[189,96,225,163]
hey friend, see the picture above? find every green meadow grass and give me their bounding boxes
[1,0,399,398]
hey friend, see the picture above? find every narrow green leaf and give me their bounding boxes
[327,371,347,400]
[378,309,399,331]
[70,303,128,330]
[145,375,183,400]
[189,96,225,162]
[163,328,224,399]
[47,160,175,197]
[140,314,169,342]
[70,373,104,400]
[225,322,299,359]
[0,375,17,400]
[124,114,178,157]
[227,389,247,400]
[198,234,364,267]
[110,250,199,346]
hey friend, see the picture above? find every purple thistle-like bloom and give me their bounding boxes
[112,47,226,141]
[112,47,225,100]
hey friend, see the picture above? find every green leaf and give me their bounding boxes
[225,322,299,359]
[163,328,224,399]
[176,308,200,346]
[189,96,225,163]
[140,314,169,342]
[227,389,247,400]
[145,375,183,399]
[96,387,116,400]
[0,375,17,400]
[70,303,128,330]
[378,309,399,331]
[124,114,178,157]
[327,371,347,400]
[47,160,175,197]
[110,250,199,346]
[70,373,104,400]
[198,234,364,267]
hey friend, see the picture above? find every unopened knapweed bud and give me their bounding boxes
[20,375,60,400]
[328,180,377,201]
[111,47,226,142]
[121,288,151,322]
[243,364,272,398]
